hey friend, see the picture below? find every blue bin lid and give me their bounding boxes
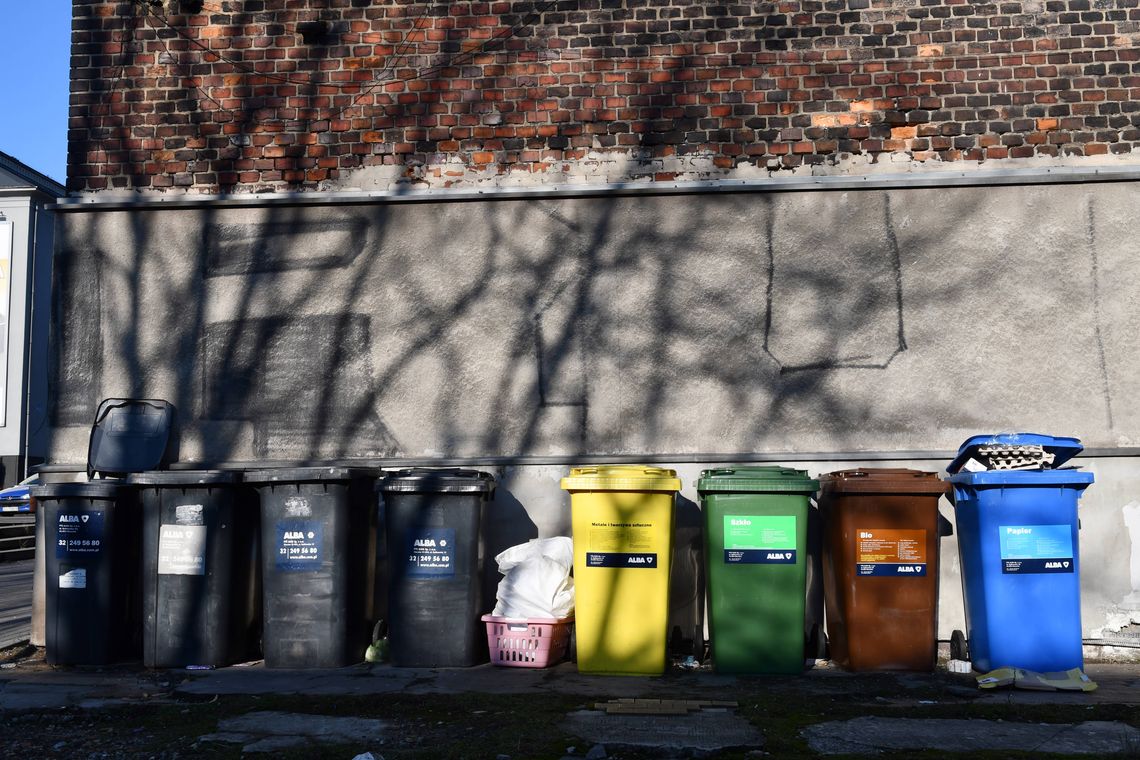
[947,433,1083,474]
[948,470,1094,487]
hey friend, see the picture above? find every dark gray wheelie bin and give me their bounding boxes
[131,470,261,668]
[245,467,378,668]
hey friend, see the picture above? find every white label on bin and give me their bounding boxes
[174,504,205,526]
[56,510,105,558]
[284,496,312,517]
[158,524,207,575]
[405,527,455,578]
[59,566,86,589]
[999,524,1074,574]
[855,528,928,577]
[276,521,323,571]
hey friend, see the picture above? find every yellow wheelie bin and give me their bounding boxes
[561,465,680,675]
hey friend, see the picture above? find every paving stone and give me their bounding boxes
[563,709,763,757]
[803,716,1140,755]
[197,710,388,752]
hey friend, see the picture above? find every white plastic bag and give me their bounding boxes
[491,537,574,619]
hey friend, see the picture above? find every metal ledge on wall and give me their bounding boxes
[42,446,1140,474]
[156,447,1140,472]
[50,164,1140,212]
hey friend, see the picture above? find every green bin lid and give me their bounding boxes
[560,465,680,492]
[819,468,948,496]
[697,466,818,494]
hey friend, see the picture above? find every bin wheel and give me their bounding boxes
[807,623,829,661]
[950,629,969,661]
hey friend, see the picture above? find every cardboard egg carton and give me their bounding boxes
[975,444,1056,471]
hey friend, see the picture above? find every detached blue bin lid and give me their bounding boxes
[947,433,1083,474]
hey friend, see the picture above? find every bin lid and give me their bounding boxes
[697,466,818,494]
[819,468,948,495]
[948,470,1095,487]
[87,398,176,479]
[30,481,123,500]
[242,466,376,485]
[947,432,1083,474]
[127,470,238,487]
[560,465,681,492]
[377,468,496,493]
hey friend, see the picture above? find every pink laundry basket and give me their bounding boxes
[481,615,574,668]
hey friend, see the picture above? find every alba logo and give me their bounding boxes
[59,515,80,523]
[283,531,305,540]
[413,539,437,548]
[1045,561,1070,569]
[897,566,917,573]
[766,552,791,560]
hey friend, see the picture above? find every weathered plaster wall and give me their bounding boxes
[50,180,1140,462]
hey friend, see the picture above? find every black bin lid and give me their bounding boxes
[242,466,377,485]
[377,468,496,494]
[87,398,176,479]
[127,470,237,487]
[31,481,124,500]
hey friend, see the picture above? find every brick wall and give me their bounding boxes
[69,0,1140,193]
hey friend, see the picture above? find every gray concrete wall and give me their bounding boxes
[48,177,1140,651]
[49,181,1139,462]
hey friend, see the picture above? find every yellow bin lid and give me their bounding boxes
[560,465,681,492]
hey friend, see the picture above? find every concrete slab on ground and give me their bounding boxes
[198,711,388,754]
[803,716,1140,755]
[562,709,764,757]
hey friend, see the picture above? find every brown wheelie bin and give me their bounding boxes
[818,468,950,671]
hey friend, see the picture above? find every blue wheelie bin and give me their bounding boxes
[947,433,1093,673]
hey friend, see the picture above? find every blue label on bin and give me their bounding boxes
[999,524,1074,574]
[405,527,455,578]
[586,552,658,568]
[725,549,797,564]
[857,563,927,577]
[275,521,322,571]
[56,510,105,558]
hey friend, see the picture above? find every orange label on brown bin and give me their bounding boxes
[856,529,927,577]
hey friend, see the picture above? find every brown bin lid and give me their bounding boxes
[819,468,949,496]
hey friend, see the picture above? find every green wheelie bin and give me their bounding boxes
[698,466,819,674]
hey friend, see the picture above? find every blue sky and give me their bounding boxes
[0,3,71,184]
